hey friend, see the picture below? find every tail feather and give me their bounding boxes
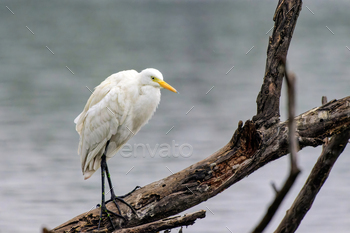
[83,170,95,180]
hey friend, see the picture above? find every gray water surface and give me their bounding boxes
[1,1,350,232]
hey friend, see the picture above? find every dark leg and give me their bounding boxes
[97,141,125,230]
[104,162,139,214]
[97,140,139,230]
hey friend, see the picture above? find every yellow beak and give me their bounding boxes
[158,81,177,93]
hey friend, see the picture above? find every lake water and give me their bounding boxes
[1,1,350,232]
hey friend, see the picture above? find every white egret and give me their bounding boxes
[74,68,177,228]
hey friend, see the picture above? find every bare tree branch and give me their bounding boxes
[322,96,329,147]
[275,128,350,233]
[113,210,206,233]
[49,0,350,232]
[52,96,350,233]
[285,71,298,172]
[252,61,301,233]
[252,0,302,128]
[322,96,328,105]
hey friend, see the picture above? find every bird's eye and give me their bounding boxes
[151,77,155,80]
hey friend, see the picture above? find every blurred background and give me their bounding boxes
[1,0,350,232]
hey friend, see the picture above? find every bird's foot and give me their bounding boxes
[97,186,140,230]
[97,202,126,231]
[106,186,140,215]
[107,195,137,216]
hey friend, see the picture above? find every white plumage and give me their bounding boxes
[74,68,177,180]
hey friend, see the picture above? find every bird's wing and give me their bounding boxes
[74,70,138,133]
[74,70,138,179]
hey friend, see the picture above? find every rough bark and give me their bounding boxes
[115,210,205,233]
[252,0,302,128]
[50,0,350,232]
[252,62,301,233]
[52,96,350,233]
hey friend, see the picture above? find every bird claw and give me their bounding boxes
[105,186,140,215]
[97,187,139,230]
[121,186,141,198]
[107,195,137,215]
[97,203,126,231]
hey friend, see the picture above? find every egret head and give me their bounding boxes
[140,68,177,93]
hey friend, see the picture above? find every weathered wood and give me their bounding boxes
[113,210,205,233]
[50,0,350,232]
[252,61,301,233]
[252,0,302,128]
[52,96,350,232]
[275,128,350,233]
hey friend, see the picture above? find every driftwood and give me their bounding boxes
[114,210,205,233]
[51,0,350,232]
[275,128,350,232]
[252,60,301,233]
